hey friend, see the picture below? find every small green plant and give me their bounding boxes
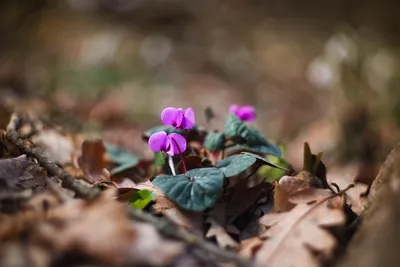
[144,105,287,211]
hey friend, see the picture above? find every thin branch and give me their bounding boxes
[6,130,101,199]
[128,207,255,267]
[5,129,257,267]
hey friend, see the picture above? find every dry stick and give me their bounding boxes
[6,130,101,199]
[5,130,256,267]
[128,207,255,267]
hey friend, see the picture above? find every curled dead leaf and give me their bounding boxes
[78,139,109,184]
[274,171,326,212]
[205,218,240,250]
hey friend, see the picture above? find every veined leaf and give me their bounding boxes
[204,131,225,151]
[223,114,281,157]
[216,154,257,177]
[152,168,225,211]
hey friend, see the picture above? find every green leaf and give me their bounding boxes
[223,114,246,142]
[245,144,282,156]
[105,144,139,175]
[144,125,184,139]
[257,155,289,183]
[152,168,225,211]
[312,152,323,175]
[303,142,312,172]
[152,152,166,177]
[204,131,225,151]
[216,154,257,177]
[154,152,165,166]
[241,152,288,170]
[223,114,282,157]
[130,189,156,210]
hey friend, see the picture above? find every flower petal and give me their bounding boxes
[161,107,183,128]
[229,104,239,115]
[181,107,195,130]
[148,131,168,152]
[167,133,187,155]
[237,105,256,121]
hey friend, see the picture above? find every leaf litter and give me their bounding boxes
[0,103,379,267]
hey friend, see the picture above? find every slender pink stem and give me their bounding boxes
[171,137,187,173]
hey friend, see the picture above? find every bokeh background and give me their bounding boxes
[1,0,400,172]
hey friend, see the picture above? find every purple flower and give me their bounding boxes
[161,107,195,130]
[148,131,187,156]
[229,104,256,122]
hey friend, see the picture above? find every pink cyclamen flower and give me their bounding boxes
[161,107,195,130]
[148,131,187,156]
[229,104,256,122]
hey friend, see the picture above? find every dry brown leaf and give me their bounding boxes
[78,139,109,184]
[0,155,30,190]
[239,219,268,258]
[327,164,367,215]
[274,171,325,212]
[135,181,204,232]
[226,180,270,224]
[176,155,204,173]
[154,194,204,232]
[0,104,13,131]
[205,218,239,250]
[337,142,400,267]
[0,192,62,240]
[38,193,182,265]
[273,182,296,212]
[240,237,264,258]
[32,129,77,165]
[255,197,345,267]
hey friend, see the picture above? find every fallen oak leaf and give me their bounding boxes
[255,186,352,267]
[205,218,240,250]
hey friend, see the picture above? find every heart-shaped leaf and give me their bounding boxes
[243,144,282,156]
[216,154,257,177]
[204,131,225,151]
[223,114,281,157]
[152,168,225,211]
[223,114,247,143]
[105,144,139,175]
[242,152,288,170]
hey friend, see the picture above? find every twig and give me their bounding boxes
[128,207,255,267]
[6,130,101,199]
[5,129,257,267]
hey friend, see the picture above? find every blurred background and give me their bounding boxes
[1,0,400,173]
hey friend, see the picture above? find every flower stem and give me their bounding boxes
[168,155,176,176]
[221,144,226,160]
[171,137,187,173]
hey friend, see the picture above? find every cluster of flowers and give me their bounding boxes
[148,107,195,156]
[148,104,256,156]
